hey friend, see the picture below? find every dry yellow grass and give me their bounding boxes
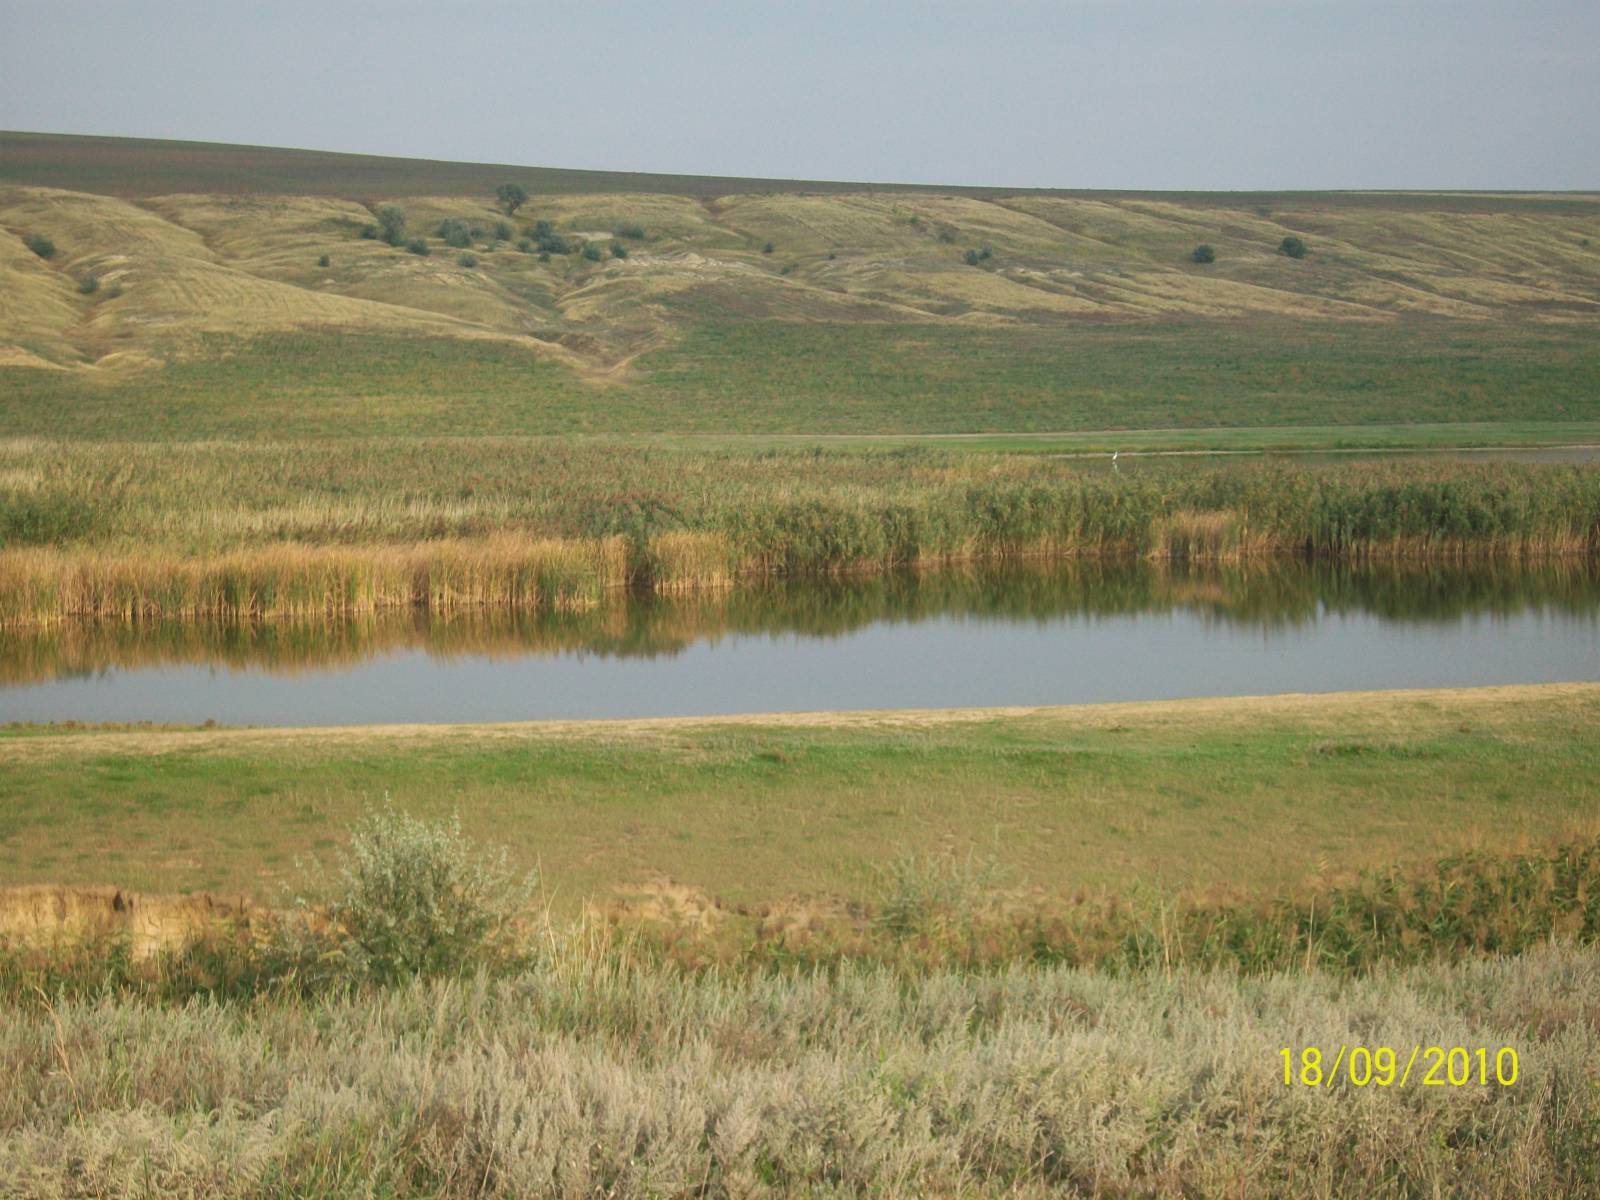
[4,179,1596,376]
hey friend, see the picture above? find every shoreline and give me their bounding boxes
[7,680,1596,751]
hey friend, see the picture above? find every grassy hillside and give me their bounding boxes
[2,134,1597,438]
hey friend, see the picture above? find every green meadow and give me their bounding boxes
[4,685,1596,905]
[4,320,1600,440]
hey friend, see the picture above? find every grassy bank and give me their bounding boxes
[3,449,1598,624]
[3,684,1597,903]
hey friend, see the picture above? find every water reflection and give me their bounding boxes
[3,558,1598,689]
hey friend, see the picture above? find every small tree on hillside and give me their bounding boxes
[376,204,408,246]
[1192,244,1216,264]
[496,183,529,216]
[437,217,473,248]
[1279,235,1308,259]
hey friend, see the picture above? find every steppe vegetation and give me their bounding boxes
[2,133,1596,428]
[1,803,1599,1197]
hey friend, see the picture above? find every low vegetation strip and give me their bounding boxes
[5,832,1599,985]
[1,808,1598,1197]
[2,453,1597,624]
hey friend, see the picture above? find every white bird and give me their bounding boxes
[1111,450,1120,468]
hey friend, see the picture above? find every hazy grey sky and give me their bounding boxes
[3,0,1596,189]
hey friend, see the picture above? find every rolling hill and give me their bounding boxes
[2,131,1598,437]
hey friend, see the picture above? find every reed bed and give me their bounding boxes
[0,535,627,624]
[2,441,1598,625]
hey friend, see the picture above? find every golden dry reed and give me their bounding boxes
[4,453,1598,626]
[0,535,627,626]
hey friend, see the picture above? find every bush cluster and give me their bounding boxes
[529,219,569,255]
[375,204,407,247]
[437,217,474,248]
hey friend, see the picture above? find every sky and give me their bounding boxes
[2,0,1596,190]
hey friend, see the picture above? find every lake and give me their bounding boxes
[2,559,1597,725]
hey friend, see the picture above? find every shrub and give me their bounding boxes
[495,182,528,216]
[405,237,430,256]
[375,205,407,246]
[1279,235,1308,259]
[614,223,646,240]
[581,240,604,262]
[76,273,99,294]
[24,233,54,259]
[436,217,473,248]
[963,248,981,266]
[1192,244,1216,264]
[610,241,628,259]
[530,221,570,254]
[874,853,998,941]
[516,238,534,253]
[538,251,551,263]
[317,253,331,267]
[762,241,776,254]
[493,220,513,242]
[311,805,538,985]
[979,247,992,261]
[458,252,478,268]
[358,224,378,240]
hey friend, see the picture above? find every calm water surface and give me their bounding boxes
[2,560,1597,726]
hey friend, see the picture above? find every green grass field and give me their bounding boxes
[4,685,1595,906]
[5,322,1600,440]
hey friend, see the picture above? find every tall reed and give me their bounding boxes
[3,449,1597,625]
